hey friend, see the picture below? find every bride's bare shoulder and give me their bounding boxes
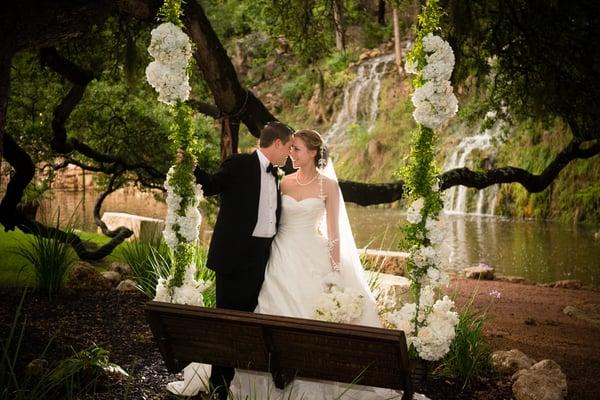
[319,174,339,190]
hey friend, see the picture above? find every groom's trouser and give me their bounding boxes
[209,237,272,400]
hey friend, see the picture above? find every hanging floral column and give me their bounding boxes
[386,0,459,362]
[146,0,206,306]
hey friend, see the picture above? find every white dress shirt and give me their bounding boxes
[252,149,278,238]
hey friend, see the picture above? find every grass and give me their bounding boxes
[0,228,113,287]
[439,291,492,388]
[13,225,79,297]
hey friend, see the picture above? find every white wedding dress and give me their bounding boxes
[229,194,428,400]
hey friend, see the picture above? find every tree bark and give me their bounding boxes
[378,0,386,25]
[220,117,240,159]
[0,52,12,156]
[393,7,403,76]
[182,1,276,137]
[332,0,346,52]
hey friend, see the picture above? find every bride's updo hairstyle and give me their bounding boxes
[294,129,329,168]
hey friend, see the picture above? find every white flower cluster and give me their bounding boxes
[406,198,424,224]
[154,263,208,306]
[386,288,458,361]
[408,33,458,129]
[162,166,203,249]
[146,22,192,105]
[314,284,365,324]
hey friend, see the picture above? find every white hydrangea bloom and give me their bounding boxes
[146,22,192,105]
[412,245,439,269]
[148,22,192,68]
[419,285,435,308]
[406,198,425,224]
[425,217,445,245]
[412,80,458,129]
[153,265,207,307]
[422,33,455,82]
[315,285,365,323]
[404,59,418,74]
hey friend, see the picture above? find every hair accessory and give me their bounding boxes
[318,146,327,170]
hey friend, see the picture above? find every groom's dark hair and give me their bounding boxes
[259,121,294,147]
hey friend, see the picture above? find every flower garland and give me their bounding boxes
[385,0,459,362]
[148,0,205,306]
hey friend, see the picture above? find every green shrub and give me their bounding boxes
[440,300,492,388]
[119,237,216,306]
[119,237,172,299]
[13,227,78,297]
[281,73,315,104]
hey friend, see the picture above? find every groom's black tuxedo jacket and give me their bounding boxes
[194,151,282,274]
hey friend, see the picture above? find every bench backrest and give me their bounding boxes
[145,301,413,397]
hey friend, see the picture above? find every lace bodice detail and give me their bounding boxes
[278,194,325,236]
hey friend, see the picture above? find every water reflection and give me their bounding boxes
[40,190,600,285]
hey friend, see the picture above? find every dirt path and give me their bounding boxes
[447,278,600,400]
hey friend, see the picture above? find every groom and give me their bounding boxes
[194,121,293,400]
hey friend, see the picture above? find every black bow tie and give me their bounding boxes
[266,163,278,178]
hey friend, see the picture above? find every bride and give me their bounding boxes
[230,129,419,400]
[169,130,427,399]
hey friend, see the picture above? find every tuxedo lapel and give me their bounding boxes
[250,151,261,215]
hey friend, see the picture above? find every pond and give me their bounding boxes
[39,189,600,285]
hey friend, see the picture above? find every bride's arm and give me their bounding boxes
[325,178,341,271]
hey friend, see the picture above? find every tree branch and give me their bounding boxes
[439,138,600,192]
[93,172,133,238]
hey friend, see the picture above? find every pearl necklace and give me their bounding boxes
[295,171,319,186]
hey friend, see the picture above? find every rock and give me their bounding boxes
[551,279,583,289]
[116,279,138,292]
[66,262,112,290]
[563,304,600,324]
[101,271,122,286]
[512,359,567,400]
[463,263,495,280]
[491,349,536,375]
[366,139,385,163]
[109,261,131,276]
[359,248,409,276]
[104,364,130,381]
[358,48,384,61]
[367,272,411,310]
[26,358,48,377]
[496,275,527,284]
[490,330,510,338]
[99,212,164,243]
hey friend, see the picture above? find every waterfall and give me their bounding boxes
[325,53,395,139]
[443,115,505,215]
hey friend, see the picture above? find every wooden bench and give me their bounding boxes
[145,301,414,400]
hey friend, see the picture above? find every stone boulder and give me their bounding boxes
[101,271,122,286]
[491,349,536,375]
[496,275,528,284]
[563,304,600,324]
[116,279,138,292]
[109,261,131,276]
[66,262,112,290]
[99,212,164,243]
[512,359,567,400]
[26,358,48,377]
[550,279,583,289]
[367,271,411,310]
[463,263,495,280]
[359,248,409,276]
